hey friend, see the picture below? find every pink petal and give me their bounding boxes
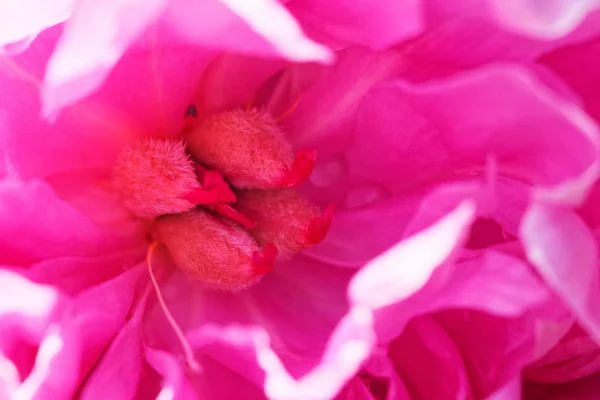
[490,0,600,39]
[0,179,141,266]
[42,0,168,118]
[524,371,600,399]
[487,377,521,400]
[0,0,72,51]
[165,0,331,63]
[144,255,357,381]
[521,204,600,342]
[192,53,286,115]
[79,289,147,400]
[335,378,375,400]
[0,32,136,181]
[42,0,332,116]
[0,270,60,343]
[68,265,145,376]
[187,305,374,400]
[13,324,79,400]
[348,199,476,309]
[540,36,600,125]
[389,315,471,399]
[145,347,197,400]
[347,66,600,206]
[525,324,600,383]
[361,349,411,400]
[305,188,425,268]
[433,250,550,316]
[435,310,537,399]
[283,46,400,152]
[24,247,145,296]
[288,0,423,49]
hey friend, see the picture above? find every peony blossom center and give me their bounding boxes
[110,104,333,289]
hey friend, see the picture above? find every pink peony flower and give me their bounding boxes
[2,1,600,400]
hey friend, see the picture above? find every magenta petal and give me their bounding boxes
[283,47,399,152]
[486,377,521,400]
[526,324,600,383]
[15,325,80,400]
[187,305,375,400]
[363,350,412,400]
[25,248,145,296]
[79,291,147,400]
[145,347,197,400]
[435,250,550,316]
[435,310,537,399]
[349,200,476,309]
[335,377,375,400]
[348,66,600,205]
[0,180,140,266]
[70,265,144,375]
[288,0,423,49]
[166,0,332,64]
[491,0,600,39]
[389,315,471,399]
[521,203,600,341]
[42,0,168,117]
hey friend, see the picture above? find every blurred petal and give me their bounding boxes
[491,0,600,39]
[288,0,423,49]
[187,305,374,400]
[145,347,197,400]
[488,378,521,400]
[0,0,72,51]
[389,315,471,399]
[521,204,600,341]
[0,270,60,341]
[79,289,147,400]
[347,66,600,205]
[349,199,476,309]
[540,36,600,124]
[0,179,141,266]
[42,0,168,117]
[283,47,399,152]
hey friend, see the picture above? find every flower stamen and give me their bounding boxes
[146,241,201,373]
[276,92,302,121]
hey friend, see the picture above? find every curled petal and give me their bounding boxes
[521,204,600,342]
[349,200,476,309]
[491,0,600,39]
[79,288,148,400]
[187,306,375,400]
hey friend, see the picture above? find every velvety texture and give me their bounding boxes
[2,2,600,400]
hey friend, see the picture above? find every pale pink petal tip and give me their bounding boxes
[492,0,600,39]
[187,305,374,400]
[349,200,476,309]
[220,0,334,64]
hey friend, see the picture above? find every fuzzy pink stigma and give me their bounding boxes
[186,108,296,189]
[277,149,317,188]
[306,204,336,245]
[236,189,334,256]
[251,243,278,275]
[153,210,266,291]
[111,139,203,218]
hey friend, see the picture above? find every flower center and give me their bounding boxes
[111,105,333,288]
[112,102,334,373]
